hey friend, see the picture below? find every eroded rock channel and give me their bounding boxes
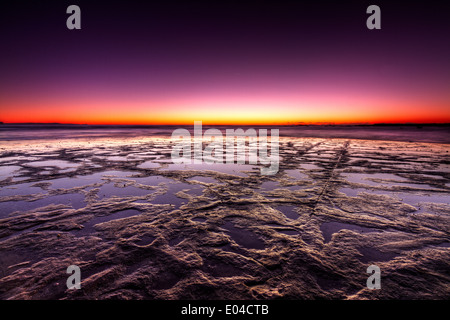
[0,137,449,299]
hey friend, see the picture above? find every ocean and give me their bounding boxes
[0,123,449,143]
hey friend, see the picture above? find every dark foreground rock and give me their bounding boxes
[0,137,449,299]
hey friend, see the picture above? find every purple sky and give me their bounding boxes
[1,1,449,124]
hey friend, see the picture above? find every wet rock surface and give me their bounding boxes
[0,137,449,299]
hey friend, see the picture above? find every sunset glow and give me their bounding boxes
[1,98,449,125]
[1,1,449,125]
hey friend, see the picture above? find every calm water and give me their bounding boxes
[1,124,449,143]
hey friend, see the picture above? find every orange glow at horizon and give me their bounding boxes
[1,97,449,125]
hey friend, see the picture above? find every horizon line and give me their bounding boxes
[1,121,450,126]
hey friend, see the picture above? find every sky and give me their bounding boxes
[0,0,449,125]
